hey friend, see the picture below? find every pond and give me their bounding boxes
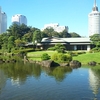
[0,62,100,100]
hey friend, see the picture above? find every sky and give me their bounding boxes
[0,0,100,37]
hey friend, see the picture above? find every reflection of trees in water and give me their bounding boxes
[0,62,72,85]
[0,70,7,94]
[42,66,72,82]
[89,68,100,96]
[0,62,41,86]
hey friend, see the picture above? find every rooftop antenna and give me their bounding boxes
[93,0,98,11]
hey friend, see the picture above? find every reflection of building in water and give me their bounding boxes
[0,70,6,92]
[11,77,24,86]
[89,69,100,95]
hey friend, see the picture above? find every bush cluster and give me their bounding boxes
[89,47,100,53]
[51,53,72,63]
[67,51,86,56]
[41,53,50,61]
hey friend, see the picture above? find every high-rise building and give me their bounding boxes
[12,14,27,25]
[0,7,1,34]
[0,7,7,34]
[1,12,7,33]
[88,0,100,36]
[42,23,69,33]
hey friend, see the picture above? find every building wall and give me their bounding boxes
[42,23,68,33]
[88,11,100,36]
[0,7,1,34]
[1,12,7,33]
[12,14,27,25]
[88,1,100,36]
[0,7,7,34]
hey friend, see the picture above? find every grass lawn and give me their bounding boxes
[73,52,100,64]
[27,50,100,64]
[27,51,57,61]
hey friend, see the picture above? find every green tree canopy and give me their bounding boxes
[33,30,42,43]
[90,34,100,47]
[60,29,71,38]
[69,32,81,37]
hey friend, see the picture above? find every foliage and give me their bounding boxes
[90,34,100,52]
[90,34,100,47]
[69,32,81,37]
[41,53,50,61]
[51,53,72,63]
[7,24,30,39]
[51,53,58,61]
[59,29,70,38]
[73,52,100,64]
[47,47,56,51]
[54,43,66,53]
[33,30,42,43]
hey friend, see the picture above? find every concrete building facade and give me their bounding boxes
[42,23,68,33]
[0,7,7,34]
[12,14,27,25]
[0,7,1,34]
[1,12,7,33]
[88,0,100,36]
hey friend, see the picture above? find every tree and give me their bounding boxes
[54,43,66,53]
[1,33,9,52]
[69,32,81,37]
[90,34,100,47]
[7,24,31,40]
[15,39,25,48]
[8,36,15,52]
[33,30,42,43]
[60,29,71,38]
[41,53,50,60]
[43,28,54,37]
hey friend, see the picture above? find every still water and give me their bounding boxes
[0,62,100,100]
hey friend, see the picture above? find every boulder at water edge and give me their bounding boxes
[69,60,81,68]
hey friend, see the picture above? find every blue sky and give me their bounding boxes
[0,0,99,37]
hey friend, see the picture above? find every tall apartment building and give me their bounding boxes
[88,0,100,36]
[0,7,1,34]
[42,23,69,33]
[1,12,7,33]
[12,14,27,25]
[0,7,7,34]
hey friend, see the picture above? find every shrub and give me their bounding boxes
[51,53,58,61]
[51,53,72,63]
[48,47,56,51]
[41,53,50,61]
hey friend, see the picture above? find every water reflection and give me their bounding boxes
[0,62,41,86]
[0,63,100,100]
[0,70,7,94]
[42,67,72,82]
[0,62,73,85]
[89,68,100,98]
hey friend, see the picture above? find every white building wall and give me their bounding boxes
[1,12,7,33]
[88,11,100,36]
[88,0,100,36]
[42,23,68,33]
[12,14,27,25]
[0,7,1,34]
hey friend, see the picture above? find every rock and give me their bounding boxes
[40,60,59,67]
[60,63,69,67]
[11,59,16,63]
[69,60,81,68]
[88,61,96,66]
[0,59,4,63]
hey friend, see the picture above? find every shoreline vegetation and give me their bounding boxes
[0,50,100,67]
[27,50,100,66]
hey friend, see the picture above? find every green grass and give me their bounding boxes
[27,51,100,65]
[27,51,57,61]
[73,52,100,64]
